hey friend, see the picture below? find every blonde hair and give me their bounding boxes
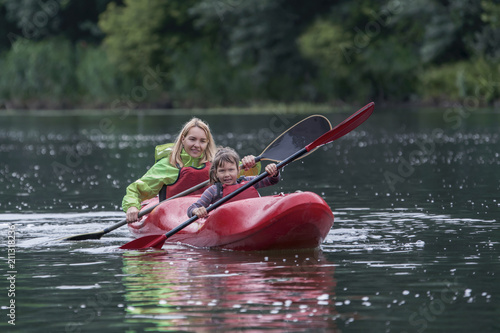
[209,147,240,184]
[169,118,216,167]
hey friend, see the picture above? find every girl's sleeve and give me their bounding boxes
[187,185,217,217]
[122,160,179,212]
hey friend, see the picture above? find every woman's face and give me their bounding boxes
[216,160,239,185]
[182,126,208,158]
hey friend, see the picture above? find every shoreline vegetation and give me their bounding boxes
[1,101,498,117]
[1,1,500,114]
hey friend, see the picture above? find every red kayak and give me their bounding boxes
[128,191,334,251]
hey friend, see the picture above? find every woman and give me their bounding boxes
[122,117,217,222]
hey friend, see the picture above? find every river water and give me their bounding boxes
[0,107,498,332]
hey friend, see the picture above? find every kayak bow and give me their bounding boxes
[128,191,334,251]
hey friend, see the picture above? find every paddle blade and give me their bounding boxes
[119,234,167,250]
[61,231,105,241]
[259,115,332,162]
[306,102,374,152]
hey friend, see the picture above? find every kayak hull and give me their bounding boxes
[128,191,334,251]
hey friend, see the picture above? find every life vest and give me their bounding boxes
[217,178,260,204]
[159,162,211,201]
[155,142,210,201]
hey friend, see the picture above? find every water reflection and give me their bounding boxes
[2,110,499,332]
[121,248,339,332]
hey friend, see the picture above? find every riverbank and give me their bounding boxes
[1,100,498,116]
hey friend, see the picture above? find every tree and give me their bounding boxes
[0,2,21,52]
[472,0,500,60]
[297,0,422,101]
[189,0,333,101]
[1,0,113,46]
[99,0,199,76]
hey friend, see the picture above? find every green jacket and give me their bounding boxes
[122,148,206,212]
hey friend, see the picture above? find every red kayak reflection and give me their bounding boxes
[121,248,339,332]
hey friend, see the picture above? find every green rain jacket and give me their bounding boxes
[122,148,207,213]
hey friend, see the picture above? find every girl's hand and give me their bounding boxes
[193,207,208,218]
[265,163,278,177]
[241,155,256,171]
[126,207,139,223]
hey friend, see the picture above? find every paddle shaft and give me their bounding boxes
[128,148,269,233]
[164,102,375,239]
[103,150,267,236]
[164,147,308,238]
[114,148,286,237]
[108,180,209,232]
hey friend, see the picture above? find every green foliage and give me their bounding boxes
[481,0,500,27]
[75,44,135,103]
[0,38,77,103]
[168,41,249,107]
[470,0,500,61]
[298,19,353,76]
[0,38,133,107]
[1,0,113,45]
[360,37,421,101]
[189,0,332,101]
[418,58,500,103]
[0,2,20,52]
[394,0,485,64]
[298,15,420,102]
[1,0,500,108]
[99,0,198,76]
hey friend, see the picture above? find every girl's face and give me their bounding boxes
[182,127,208,158]
[216,160,239,185]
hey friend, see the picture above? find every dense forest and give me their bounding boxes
[1,0,499,110]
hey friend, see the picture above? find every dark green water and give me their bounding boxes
[0,108,499,332]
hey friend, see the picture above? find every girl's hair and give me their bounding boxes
[209,147,240,184]
[169,117,216,167]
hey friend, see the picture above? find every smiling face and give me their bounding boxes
[215,160,239,185]
[181,126,208,159]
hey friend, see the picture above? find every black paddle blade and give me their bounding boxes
[259,115,332,162]
[61,231,105,241]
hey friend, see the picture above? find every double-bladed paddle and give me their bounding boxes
[61,180,209,241]
[62,115,332,241]
[120,102,374,250]
[254,114,332,162]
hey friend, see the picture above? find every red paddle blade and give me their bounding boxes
[305,102,374,152]
[119,234,166,250]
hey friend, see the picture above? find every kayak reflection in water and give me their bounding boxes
[188,147,280,219]
[121,249,339,332]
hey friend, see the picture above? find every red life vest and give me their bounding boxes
[160,162,211,200]
[221,180,260,204]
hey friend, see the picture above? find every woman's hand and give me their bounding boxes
[265,163,278,177]
[126,207,139,223]
[193,207,208,218]
[241,155,256,170]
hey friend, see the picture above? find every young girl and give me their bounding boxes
[123,117,217,222]
[187,147,280,218]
